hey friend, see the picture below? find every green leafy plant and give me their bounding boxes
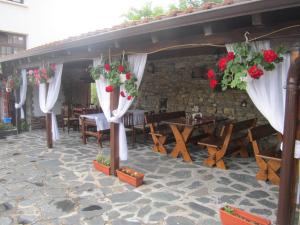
[0,123,14,130]
[90,61,139,99]
[207,42,287,91]
[96,153,110,167]
[20,120,29,132]
[223,205,234,214]
[5,70,21,93]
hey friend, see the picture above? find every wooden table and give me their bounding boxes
[163,117,217,162]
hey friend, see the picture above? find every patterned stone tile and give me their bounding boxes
[0,130,283,224]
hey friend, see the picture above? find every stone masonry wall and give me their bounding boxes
[136,55,267,124]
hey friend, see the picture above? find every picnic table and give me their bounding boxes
[163,117,225,162]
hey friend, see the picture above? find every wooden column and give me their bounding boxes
[277,52,300,225]
[110,87,120,176]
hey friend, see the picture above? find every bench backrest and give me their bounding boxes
[248,124,277,142]
[145,111,185,124]
[220,118,257,150]
[248,124,279,156]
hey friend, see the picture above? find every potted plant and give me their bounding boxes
[220,205,271,225]
[116,167,144,187]
[93,153,111,175]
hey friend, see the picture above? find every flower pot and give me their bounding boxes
[116,167,144,187]
[220,206,271,225]
[120,73,126,83]
[93,160,110,175]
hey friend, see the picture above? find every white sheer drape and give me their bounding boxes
[14,69,27,119]
[94,54,147,160]
[39,64,63,141]
[226,41,300,158]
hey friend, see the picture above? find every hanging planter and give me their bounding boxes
[93,153,111,175]
[220,206,271,225]
[207,42,286,91]
[27,64,56,86]
[90,59,138,100]
[116,167,144,187]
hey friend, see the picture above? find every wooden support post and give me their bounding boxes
[45,84,53,148]
[110,87,120,176]
[277,51,300,225]
[46,112,53,148]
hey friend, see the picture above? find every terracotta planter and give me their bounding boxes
[116,167,144,187]
[220,206,271,225]
[93,160,110,175]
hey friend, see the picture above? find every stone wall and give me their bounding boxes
[136,55,267,124]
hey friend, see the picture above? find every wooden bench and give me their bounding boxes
[248,124,282,185]
[145,111,185,154]
[198,118,257,169]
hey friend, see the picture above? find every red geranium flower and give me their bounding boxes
[127,95,132,100]
[248,65,264,79]
[263,50,278,63]
[209,79,218,89]
[218,57,228,71]
[227,52,235,61]
[104,64,111,72]
[105,85,113,92]
[207,69,215,79]
[120,91,126,97]
[126,72,131,80]
[118,65,124,73]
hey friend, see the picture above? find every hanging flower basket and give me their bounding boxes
[27,64,56,86]
[93,154,111,175]
[220,206,271,225]
[207,42,286,91]
[116,167,144,187]
[90,61,138,100]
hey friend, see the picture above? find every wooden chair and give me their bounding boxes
[198,118,257,170]
[123,112,135,145]
[145,111,185,154]
[80,117,104,147]
[248,124,282,185]
[133,111,155,142]
[61,105,79,133]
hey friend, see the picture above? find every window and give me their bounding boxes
[7,35,24,44]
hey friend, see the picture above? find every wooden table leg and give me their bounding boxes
[169,125,193,162]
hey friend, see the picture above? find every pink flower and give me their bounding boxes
[28,70,33,75]
[50,64,56,71]
[40,68,47,74]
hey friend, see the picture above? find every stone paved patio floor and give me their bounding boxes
[0,130,278,225]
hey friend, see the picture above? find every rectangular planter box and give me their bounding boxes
[93,160,110,175]
[220,206,271,225]
[116,167,144,187]
[3,117,12,124]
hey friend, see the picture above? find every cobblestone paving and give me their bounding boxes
[0,130,278,225]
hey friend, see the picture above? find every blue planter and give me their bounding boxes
[3,117,12,124]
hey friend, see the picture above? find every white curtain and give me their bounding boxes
[226,41,300,158]
[94,54,147,160]
[39,64,63,142]
[14,69,27,119]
